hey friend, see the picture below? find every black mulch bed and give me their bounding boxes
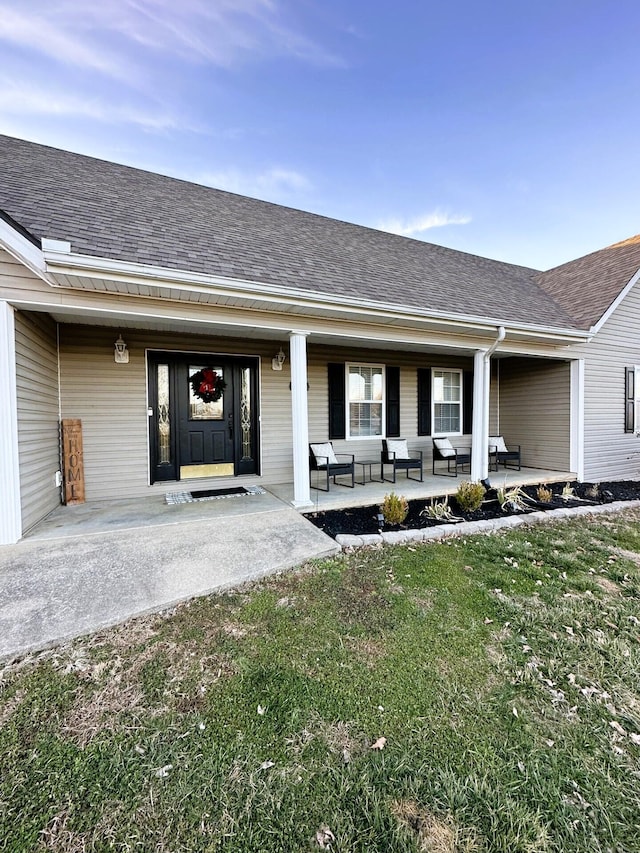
[304,481,640,540]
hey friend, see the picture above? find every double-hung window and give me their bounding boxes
[347,363,384,438]
[432,369,462,435]
[625,366,640,434]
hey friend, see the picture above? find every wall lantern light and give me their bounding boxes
[271,347,286,371]
[114,334,129,364]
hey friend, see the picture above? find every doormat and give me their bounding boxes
[165,485,266,505]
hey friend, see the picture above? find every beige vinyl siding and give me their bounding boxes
[568,279,640,481]
[307,346,475,462]
[58,325,294,501]
[0,249,51,301]
[498,357,571,470]
[15,310,61,532]
[488,363,499,435]
[57,327,482,500]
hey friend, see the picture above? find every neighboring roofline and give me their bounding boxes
[42,246,591,343]
[588,265,640,335]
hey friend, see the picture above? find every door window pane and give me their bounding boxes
[189,365,224,420]
[241,366,252,460]
[157,364,171,464]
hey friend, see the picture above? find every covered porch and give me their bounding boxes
[5,273,586,544]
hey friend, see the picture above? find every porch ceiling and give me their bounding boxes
[10,287,592,359]
[44,265,587,346]
[11,301,573,360]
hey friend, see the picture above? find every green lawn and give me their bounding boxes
[1,510,640,852]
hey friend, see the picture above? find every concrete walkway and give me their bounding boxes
[0,491,339,661]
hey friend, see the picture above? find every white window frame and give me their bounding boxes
[634,366,640,435]
[346,362,385,440]
[431,368,463,437]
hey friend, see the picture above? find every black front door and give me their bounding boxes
[148,352,259,484]
[177,360,234,478]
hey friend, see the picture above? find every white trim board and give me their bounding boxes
[42,249,591,343]
[0,302,22,544]
[589,266,640,336]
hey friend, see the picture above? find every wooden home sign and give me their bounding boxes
[61,418,85,505]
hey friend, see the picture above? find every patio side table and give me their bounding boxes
[355,459,382,485]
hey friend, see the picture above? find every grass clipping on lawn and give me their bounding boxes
[1,511,640,851]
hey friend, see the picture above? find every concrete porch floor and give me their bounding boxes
[24,484,294,540]
[22,465,575,541]
[269,466,576,513]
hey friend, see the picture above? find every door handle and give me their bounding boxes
[228,413,233,438]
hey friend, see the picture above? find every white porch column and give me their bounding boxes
[570,358,585,481]
[0,301,22,544]
[470,349,487,482]
[289,330,313,509]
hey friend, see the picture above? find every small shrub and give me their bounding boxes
[585,483,600,500]
[421,498,461,522]
[561,482,575,500]
[381,492,409,526]
[496,484,531,513]
[455,480,485,513]
[536,485,553,503]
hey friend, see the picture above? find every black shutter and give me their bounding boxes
[328,363,346,439]
[386,365,400,437]
[625,367,635,433]
[417,368,432,435]
[463,370,474,435]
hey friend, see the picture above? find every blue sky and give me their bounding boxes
[0,0,638,270]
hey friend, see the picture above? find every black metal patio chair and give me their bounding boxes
[432,437,471,476]
[309,442,355,491]
[489,436,521,471]
[380,439,423,483]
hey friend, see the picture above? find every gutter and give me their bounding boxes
[41,246,591,344]
[485,325,506,358]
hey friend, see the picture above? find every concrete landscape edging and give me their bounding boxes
[334,499,640,549]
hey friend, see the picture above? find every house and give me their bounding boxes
[1,134,640,545]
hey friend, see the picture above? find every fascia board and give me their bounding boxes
[43,249,591,344]
[588,266,640,336]
[8,297,577,358]
[0,219,58,285]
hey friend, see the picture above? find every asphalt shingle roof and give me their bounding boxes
[1,135,636,331]
[536,234,640,330]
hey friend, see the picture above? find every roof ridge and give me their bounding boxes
[606,233,640,250]
[540,233,640,276]
[535,232,640,329]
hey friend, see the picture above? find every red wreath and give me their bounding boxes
[190,367,227,403]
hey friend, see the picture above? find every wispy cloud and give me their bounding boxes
[0,5,136,82]
[0,0,343,82]
[0,78,180,131]
[377,210,472,237]
[198,166,313,202]
[125,0,343,67]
